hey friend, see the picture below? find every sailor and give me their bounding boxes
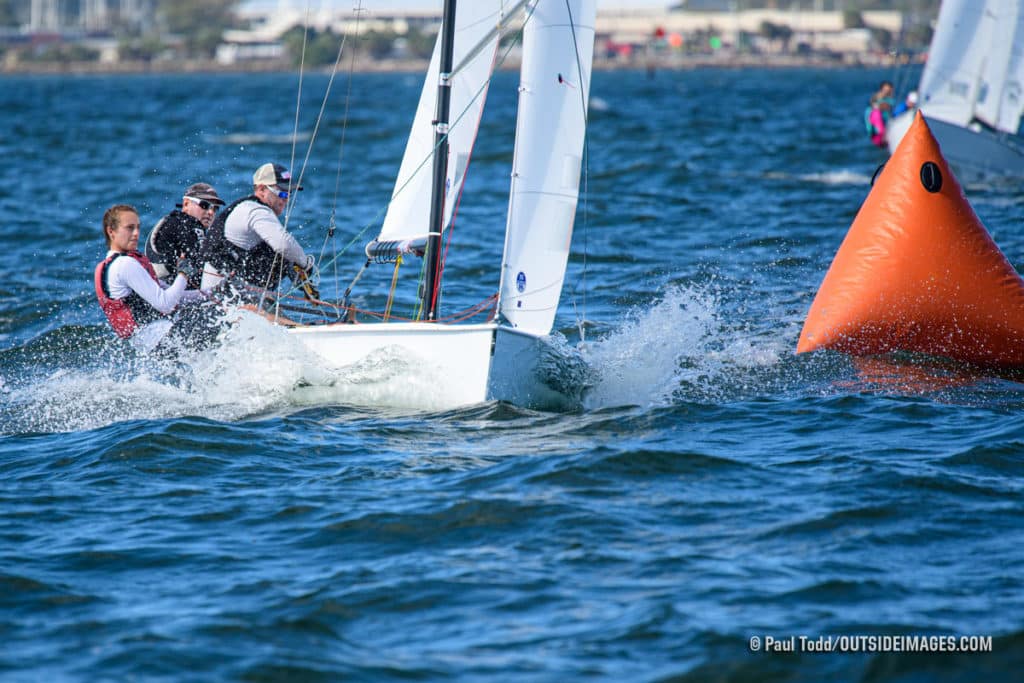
[893,90,918,117]
[198,162,315,298]
[876,80,896,120]
[145,182,224,287]
[866,94,887,148]
[864,81,896,147]
[95,204,213,353]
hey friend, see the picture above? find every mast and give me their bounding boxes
[422,0,457,321]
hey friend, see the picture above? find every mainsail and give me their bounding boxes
[378,3,505,243]
[499,0,596,335]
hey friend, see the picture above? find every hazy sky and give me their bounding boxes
[244,1,672,9]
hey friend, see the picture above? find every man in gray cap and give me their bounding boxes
[145,182,224,288]
[198,163,314,297]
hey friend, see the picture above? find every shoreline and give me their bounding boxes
[1,53,897,76]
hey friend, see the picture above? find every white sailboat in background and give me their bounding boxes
[886,0,1024,176]
[282,0,596,409]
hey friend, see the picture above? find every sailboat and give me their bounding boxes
[278,0,596,409]
[885,0,1024,177]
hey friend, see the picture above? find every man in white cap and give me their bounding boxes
[145,182,224,287]
[198,162,314,296]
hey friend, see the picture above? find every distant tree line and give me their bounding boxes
[1,0,238,61]
[280,25,436,67]
[159,0,237,57]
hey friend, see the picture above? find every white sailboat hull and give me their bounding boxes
[285,321,580,410]
[886,111,1024,178]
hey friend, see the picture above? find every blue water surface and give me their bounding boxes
[1,64,1023,681]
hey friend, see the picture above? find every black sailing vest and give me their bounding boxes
[145,209,205,286]
[199,195,285,290]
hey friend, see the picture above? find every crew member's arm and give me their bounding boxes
[249,206,309,267]
[121,258,190,314]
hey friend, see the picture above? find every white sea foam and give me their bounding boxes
[214,132,312,145]
[4,287,792,432]
[798,169,873,186]
[193,308,457,414]
[3,308,456,433]
[580,285,785,409]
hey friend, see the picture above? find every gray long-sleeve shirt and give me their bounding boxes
[201,200,308,289]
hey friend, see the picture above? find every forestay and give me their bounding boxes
[499,0,596,336]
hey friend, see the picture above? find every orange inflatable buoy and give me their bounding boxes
[798,111,1024,367]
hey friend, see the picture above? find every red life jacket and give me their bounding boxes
[94,251,165,338]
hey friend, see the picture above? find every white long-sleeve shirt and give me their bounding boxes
[105,251,204,350]
[105,250,203,313]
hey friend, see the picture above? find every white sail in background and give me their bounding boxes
[919,0,1024,135]
[499,0,596,335]
[918,0,993,128]
[378,3,502,241]
[974,1,1024,133]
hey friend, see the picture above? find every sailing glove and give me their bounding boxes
[176,257,196,282]
[293,257,320,302]
[302,254,316,277]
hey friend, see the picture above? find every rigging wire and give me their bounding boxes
[564,0,590,346]
[288,3,363,314]
[270,8,312,322]
[284,5,310,233]
[263,6,312,323]
[263,1,357,310]
[325,1,366,305]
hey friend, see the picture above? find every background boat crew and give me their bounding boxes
[893,90,918,117]
[866,94,887,148]
[95,204,207,353]
[145,182,224,287]
[199,162,315,297]
[875,80,896,118]
[864,80,896,148]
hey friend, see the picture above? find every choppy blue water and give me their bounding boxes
[2,65,1024,681]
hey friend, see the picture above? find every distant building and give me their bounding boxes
[219,6,441,65]
[220,5,901,65]
[26,0,156,33]
[595,8,901,45]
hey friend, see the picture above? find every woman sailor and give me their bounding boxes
[94,203,210,353]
